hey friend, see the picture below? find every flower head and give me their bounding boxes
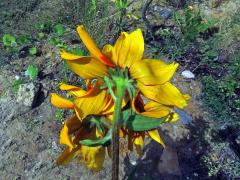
[61,25,189,109]
[52,25,189,172]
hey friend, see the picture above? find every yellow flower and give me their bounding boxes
[60,25,188,109]
[55,115,108,171]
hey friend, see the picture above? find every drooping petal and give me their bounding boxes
[74,84,109,120]
[56,146,80,166]
[51,93,74,109]
[59,115,82,148]
[80,145,106,172]
[148,129,166,148]
[134,135,144,156]
[138,82,189,109]
[59,83,93,97]
[112,29,144,68]
[141,101,171,118]
[76,25,115,67]
[130,59,179,85]
[60,50,108,79]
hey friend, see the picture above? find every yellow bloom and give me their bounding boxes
[60,25,188,109]
[56,115,107,171]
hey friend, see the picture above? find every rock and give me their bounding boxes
[181,70,195,79]
[151,5,173,18]
[16,83,41,107]
[174,108,193,125]
[158,146,181,176]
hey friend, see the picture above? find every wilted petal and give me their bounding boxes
[56,146,80,165]
[59,115,82,148]
[80,145,106,172]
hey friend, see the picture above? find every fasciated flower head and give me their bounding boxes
[51,25,190,172]
[60,25,189,109]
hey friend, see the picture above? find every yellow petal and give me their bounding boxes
[80,146,106,172]
[148,129,166,148]
[60,50,108,79]
[130,59,179,85]
[165,112,179,123]
[51,93,74,109]
[141,101,171,118]
[59,115,82,148]
[56,146,80,165]
[102,44,113,59]
[112,29,144,68]
[74,85,109,120]
[76,25,115,67]
[134,136,144,156]
[59,83,92,97]
[138,82,188,109]
[134,135,144,147]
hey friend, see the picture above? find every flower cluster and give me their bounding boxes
[51,25,189,171]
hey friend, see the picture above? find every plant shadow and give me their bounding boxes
[123,117,215,180]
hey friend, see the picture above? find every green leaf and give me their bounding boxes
[2,34,17,47]
[38,32,45,39]
[80,129,112,147]
[18,35,29,44]
[68,47,86,56]
[122,109,168,131]
[29,47,37,55]
[25,65,38,80]
[53,24,65,36]
[12,79,23,92]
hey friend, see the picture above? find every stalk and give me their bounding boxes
[112,79,125,180]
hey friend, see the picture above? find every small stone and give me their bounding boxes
[15,75,20,80]
[181,70,195,79]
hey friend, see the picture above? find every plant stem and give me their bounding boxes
[112,79,125,180]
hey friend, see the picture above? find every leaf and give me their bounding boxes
[25,65,38,80]
[29,47,37,55]
[68,47,86,56]
[12,79,23,92]
[18,35,29,44]
[53,24,65,36]
[80,129,112,147]
[122,109,168,131]
[2,34,17,47]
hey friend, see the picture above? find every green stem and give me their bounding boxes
[112,79,125,180]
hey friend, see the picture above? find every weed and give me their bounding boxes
[203,142,240,178]
[2,34,17,47]
[55,109,65,123]
[53,24,65,36]
[12,79,24,92]
[25,64,38,80]
[29,47,37,56]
